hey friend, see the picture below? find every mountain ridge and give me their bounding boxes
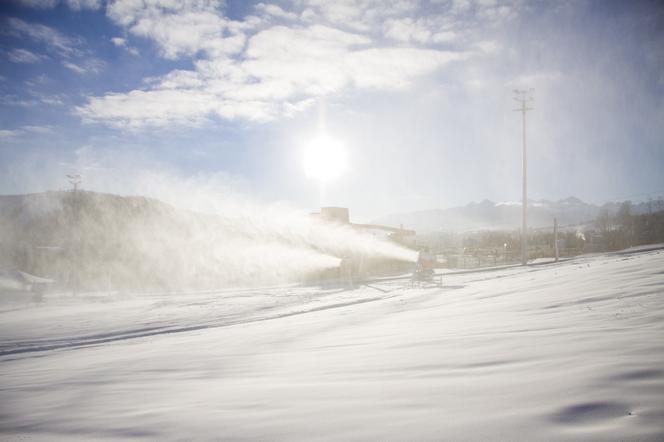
[374,197,660,233]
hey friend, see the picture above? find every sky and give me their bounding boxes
[0,0,663,221]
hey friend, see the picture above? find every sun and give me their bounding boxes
[302,135,348,183]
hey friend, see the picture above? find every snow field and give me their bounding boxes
[1,250,663,440]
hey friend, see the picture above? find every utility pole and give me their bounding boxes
[513,89,534,265]
[554,217,559,263]
[67,174,81,193]
[66,174,81,295]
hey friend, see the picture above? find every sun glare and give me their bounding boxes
[302,135,348,183]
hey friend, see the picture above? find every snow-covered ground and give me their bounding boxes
[1,250,663,441]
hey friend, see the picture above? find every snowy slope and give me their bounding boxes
[1,250,663,441]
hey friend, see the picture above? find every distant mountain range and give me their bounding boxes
[374,197,661,233]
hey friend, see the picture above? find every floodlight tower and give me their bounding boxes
[513,89,534,266]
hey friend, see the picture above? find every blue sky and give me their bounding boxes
[0,0,663,220]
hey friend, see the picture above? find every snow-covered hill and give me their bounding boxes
[0,191,415,290]
[1,249,663,440]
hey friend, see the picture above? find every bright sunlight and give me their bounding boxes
[302,135,348,183]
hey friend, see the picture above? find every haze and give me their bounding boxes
[1,0,662,220]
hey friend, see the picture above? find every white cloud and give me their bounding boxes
[129,11,231,59]
[79,20,467,129]
[474,40,501,54]
[106,0,246,60]
[478,2,514,23]
[64,0,102,10]
[62,58,104,75]
[25,74,50,87]
[111,37,127,47]
[13,0,102,9]
[77,89,278,129]
[111,36,140,56]
[12,0,57,8]
[283,97,316,117]
[300,0,419,32]
[0,125,55,138]
[156,69,207,90]
[22,125,55,134]
[40,96,66,106]
[238,25,373,96]
[450,0,472,14]
[382,17,460,45]
[76,1,488,129]
[384,18,430,44]
[2,17,82,58]
[432,30,458,43]
[255,3,298,21]
[63,61,87,74]
[0,129,21,139]
[106,0,224,27]
[508,71,562,90]
[0,93,65,107]
[346,47,466,89]
[7,48,44,63]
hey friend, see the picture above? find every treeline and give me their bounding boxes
[412,200,664,268]
[592,201,664,251]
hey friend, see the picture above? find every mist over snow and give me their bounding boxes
[0,170,417,289]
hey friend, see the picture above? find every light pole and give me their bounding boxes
[513,89,533,265]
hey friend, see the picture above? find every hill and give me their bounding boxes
[0,191,414,291]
